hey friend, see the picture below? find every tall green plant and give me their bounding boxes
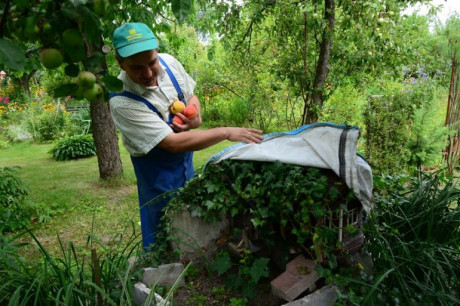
[336,171,460,305]
[0,226,143,305]
[407,104,448,175]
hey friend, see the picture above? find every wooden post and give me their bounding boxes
[91,247,103,305]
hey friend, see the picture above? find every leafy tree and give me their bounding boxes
[190,0,434,126]
[0,0,196,180]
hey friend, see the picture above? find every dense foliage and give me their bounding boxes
[169,160,359,259]
[163,160,361,298]
[337,171,460,305]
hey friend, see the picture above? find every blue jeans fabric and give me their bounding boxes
[131,147,194,251]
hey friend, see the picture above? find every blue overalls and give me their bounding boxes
[110,57,194,251]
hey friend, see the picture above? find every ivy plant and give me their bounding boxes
[167,160,361,263]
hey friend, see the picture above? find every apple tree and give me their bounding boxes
[0,0,195,179]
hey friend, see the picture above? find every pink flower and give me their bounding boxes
[4,97,9,104]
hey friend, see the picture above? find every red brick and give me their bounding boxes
[271,255,319,301]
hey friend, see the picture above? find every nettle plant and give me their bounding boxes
[166,160,361,278]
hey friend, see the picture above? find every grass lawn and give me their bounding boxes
[0,137,232,258]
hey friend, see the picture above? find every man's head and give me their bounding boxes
[113,22,158,58]
[113,23,160,87]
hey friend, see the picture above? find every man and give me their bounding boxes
[109,22,263,251]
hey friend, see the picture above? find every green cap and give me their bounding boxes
[113,23,158,58]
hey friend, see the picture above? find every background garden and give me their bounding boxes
[0,0,459,305]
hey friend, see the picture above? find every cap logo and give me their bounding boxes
[126,29,142,41]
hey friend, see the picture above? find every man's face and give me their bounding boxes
[119,49,160,87]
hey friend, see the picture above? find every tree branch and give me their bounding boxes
[309,0,335,123]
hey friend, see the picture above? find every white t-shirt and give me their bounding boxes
[109,53,196,156]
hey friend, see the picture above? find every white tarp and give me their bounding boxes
[205,123,373,213]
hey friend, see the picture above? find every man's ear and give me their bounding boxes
[118,60,126,71]
[115,53,125,70]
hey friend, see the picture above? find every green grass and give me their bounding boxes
[0,138,232,258]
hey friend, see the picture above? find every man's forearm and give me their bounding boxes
[158,128,229,153]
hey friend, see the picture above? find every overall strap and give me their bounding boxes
[109,91,169,121]
[158,56,185,102]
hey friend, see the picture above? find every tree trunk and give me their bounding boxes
[85,37,123,180]
[306,0,335,124]
[90,98,123,180]
[20,69,35,96]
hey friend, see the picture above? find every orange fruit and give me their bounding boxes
[184,105,197,119]
[173,115,184,125]
[170,100,185,114]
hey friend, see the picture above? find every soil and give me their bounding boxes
[172,267,286,306]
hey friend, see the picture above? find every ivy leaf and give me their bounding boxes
[190,206,203,218]
[250,216,265,228]
[205,181,218,193]
[0,39,26,70]
[249,257,270,283]
[205,200,216,209]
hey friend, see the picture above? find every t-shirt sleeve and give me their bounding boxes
[110,99,172,156]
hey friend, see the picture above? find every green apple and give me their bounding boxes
[77,71,96,88]
[83,84,103,102]
[61,28,84,48]
[40,48,64,69]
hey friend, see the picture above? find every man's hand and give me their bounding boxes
[170,112,202,132]
[225,127,263,144]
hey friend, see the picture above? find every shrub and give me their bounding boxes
[49,134,96,161]
[363,76,439,175]
[26,101,69,142]
[320,82,367,127]
[0,166,30,232]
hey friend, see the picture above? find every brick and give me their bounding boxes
[132,282,169,306]
[143,263,185,287]
[271,255,319,301]
[283,284,338,306]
